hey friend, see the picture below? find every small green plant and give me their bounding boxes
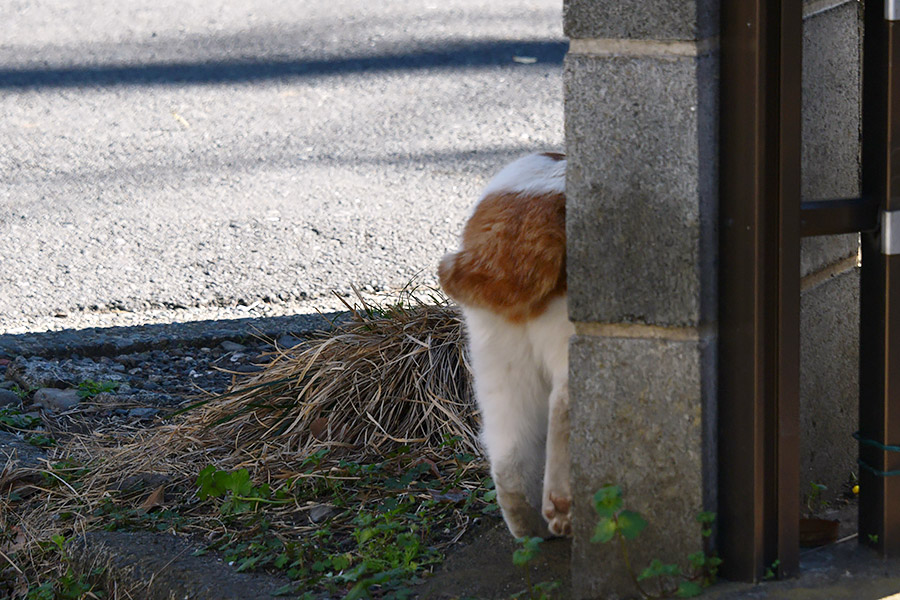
[196,465,291,515]
[591,485,721,599]
[0,405,41,431]
[25,534,103,600]
[805,482,828,515]
[869,533,879,544]
[0,405,54,447]
[40,459,91,490]
[510,536,560,600]
[76,379,120,399]
[763,558,781,580]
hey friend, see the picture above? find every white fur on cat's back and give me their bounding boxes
[479,153,566,200]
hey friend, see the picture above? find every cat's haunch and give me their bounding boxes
[439,152,573,538]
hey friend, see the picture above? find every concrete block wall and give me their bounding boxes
[563,0,861,594]
[798,0,861,505]
[563,1,718,596]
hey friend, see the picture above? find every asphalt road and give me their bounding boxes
[0,0,565,335]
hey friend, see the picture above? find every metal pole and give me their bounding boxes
[859,0,900,557]
[719,0,801,581]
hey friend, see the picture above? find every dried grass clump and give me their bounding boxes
[183,293,479,462]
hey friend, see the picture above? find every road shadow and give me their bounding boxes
[0,311,343,359]
[0,39,567,89]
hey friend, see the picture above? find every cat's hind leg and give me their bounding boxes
[466,309,550,538]
[484,402,551,539]
[528,296,574,537]
[542,380,572,536]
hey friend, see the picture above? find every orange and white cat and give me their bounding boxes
[439,152,573,537]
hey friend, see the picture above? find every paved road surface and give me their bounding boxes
[0,0,565,335]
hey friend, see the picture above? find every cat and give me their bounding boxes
[438,152,574,538]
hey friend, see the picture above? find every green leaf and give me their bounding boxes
[593,485,623,518]
[271,582,298,597]
[340,561,370,583]
[357,528,377,545]
[638,560,660,581]
[344,581,373,600]
[222,468,253,496]
[591,517,618,544]
[688,551,706,569]
[675,580,704,597]
[196,465,219,499]
[512,536,543,566]
[77,379,120,399]
[512,548,530,567]
[332,554,352,572]
[236,555,259,572]
[638,558,681,581]
[617,510,648,540]
[696,511,716,524]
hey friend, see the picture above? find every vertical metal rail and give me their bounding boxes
[719,0,802,581]
[859,0,900,556]
[771,0,802,577]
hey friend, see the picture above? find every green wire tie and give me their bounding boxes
[853,431,900,477]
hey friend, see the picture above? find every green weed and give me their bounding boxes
[510,536,560,600]
[76,379,120,400]
[25,534,103,600]
[0,405,54,448]
[805,482,828,516]
[192,449,492,599]
[196,466,291,515]
[591,485,720,599]
[763,558,781,580]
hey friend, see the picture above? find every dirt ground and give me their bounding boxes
[416,518,571,599]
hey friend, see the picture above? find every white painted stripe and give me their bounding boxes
[568,37,718,58]
[888,0,900,21]
[883,210,900,255]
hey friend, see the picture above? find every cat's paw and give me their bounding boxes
[499,492,551,539]
[542,491,572,537]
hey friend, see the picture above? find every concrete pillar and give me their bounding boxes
[563,1,719,597]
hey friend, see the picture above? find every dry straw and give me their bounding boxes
[185,289,479,464]
[1,289,483,592]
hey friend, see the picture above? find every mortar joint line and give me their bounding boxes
[573,321,714,342]
[803,0,855,19]
[567,36,719,58]
[800,252,859,292]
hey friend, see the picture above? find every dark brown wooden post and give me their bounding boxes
[859,0,900,557]
[719,0,802,581]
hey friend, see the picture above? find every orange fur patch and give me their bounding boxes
[439,191,566,322]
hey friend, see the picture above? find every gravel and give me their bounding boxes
[0,336,294,435]
[0,389,19,407]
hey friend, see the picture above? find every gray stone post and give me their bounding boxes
[563,2,719,597]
